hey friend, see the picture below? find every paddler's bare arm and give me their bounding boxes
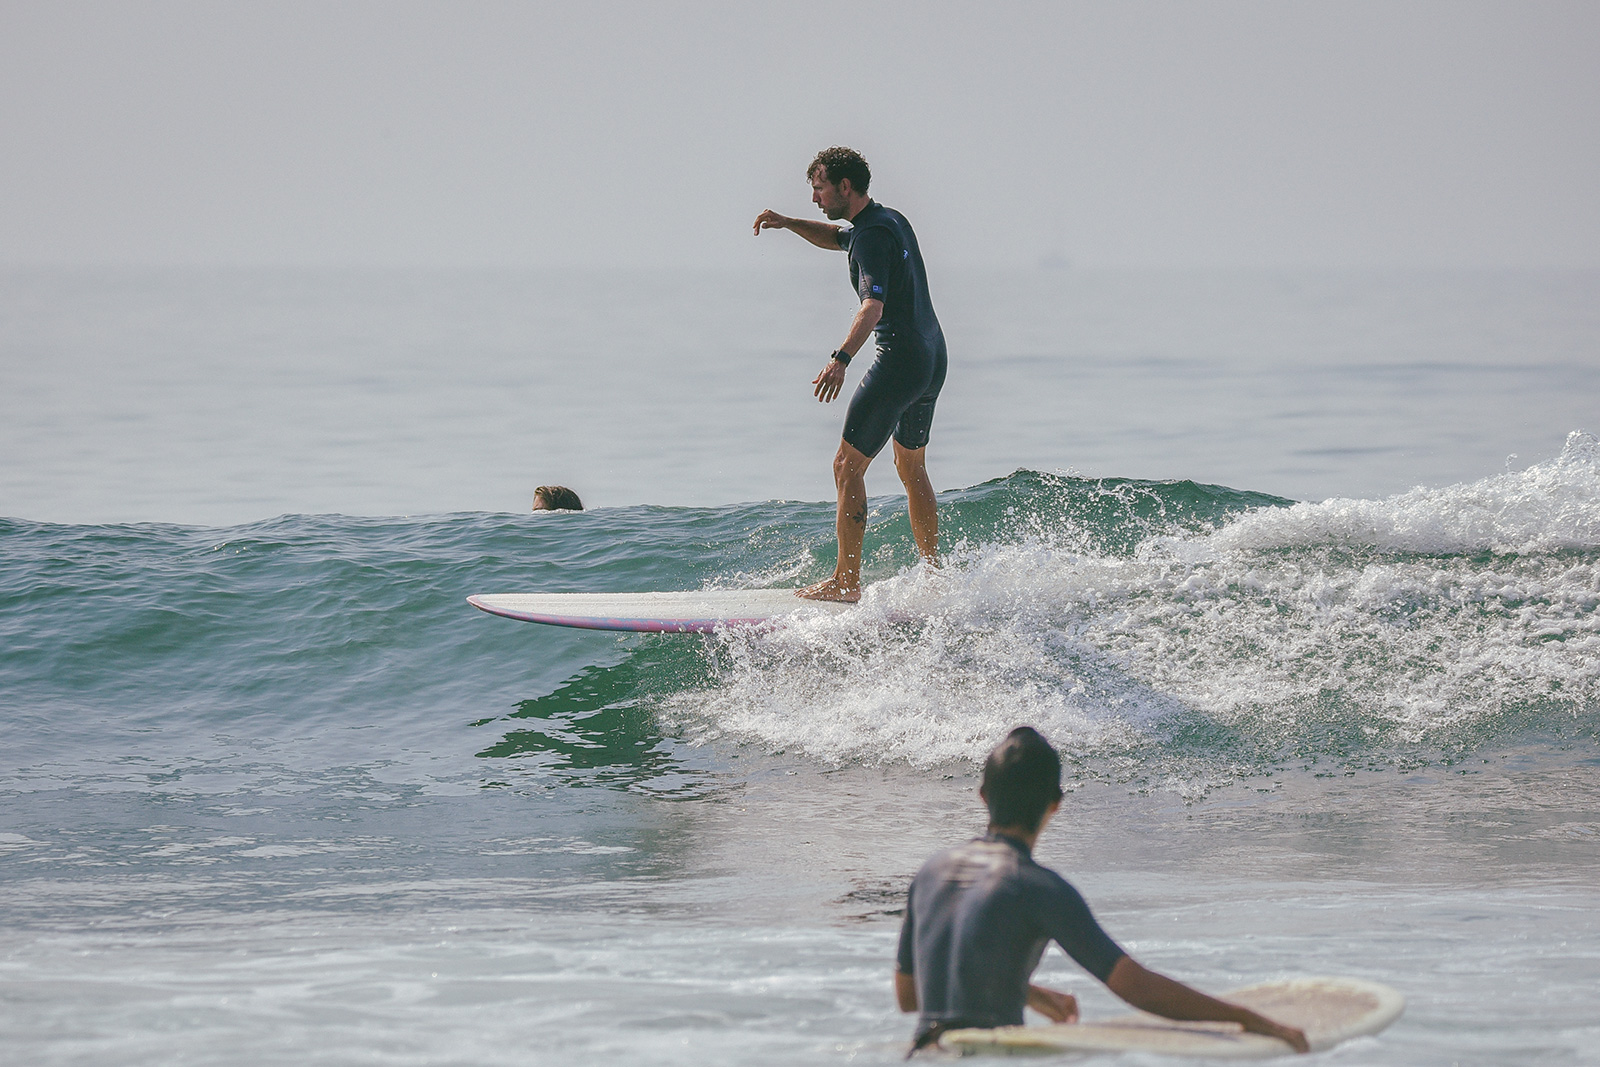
[753,209,846,250]
[813,298,883,403]
[1106,957,1310,1053]
[1026,983,1080,1023]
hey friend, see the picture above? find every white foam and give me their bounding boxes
[1201,430,1600,558]
[665,434,1600,770]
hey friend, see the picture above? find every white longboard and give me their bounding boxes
[940,977,1403,1059]
[466,589,855,632]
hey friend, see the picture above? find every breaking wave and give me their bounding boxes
[664,432,1600,783]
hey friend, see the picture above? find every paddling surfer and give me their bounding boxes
[895,727,1311,1056]
[753,147,947,602]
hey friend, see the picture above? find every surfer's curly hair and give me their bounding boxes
[808,146,871,194]
[981,727,1064,832]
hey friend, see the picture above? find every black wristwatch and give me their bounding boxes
[830,349,853,366]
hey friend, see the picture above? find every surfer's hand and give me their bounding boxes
[813,358,847,403]
[753,209,789,235]
[1246,1015,1309,1054]
[1026,984,1079,1024]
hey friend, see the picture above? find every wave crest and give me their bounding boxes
[1202,430,1600,557]
[667,438,1600,778]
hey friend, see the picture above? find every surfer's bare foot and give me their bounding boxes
[795,578,860,603]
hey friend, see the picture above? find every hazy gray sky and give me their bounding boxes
[3,0,1596,269]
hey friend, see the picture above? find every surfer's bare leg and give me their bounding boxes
[892,440,938,564]
[798,440,871,602]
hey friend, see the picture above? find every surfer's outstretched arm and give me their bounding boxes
[1106,957,1309,1053]
[753,209,846,250]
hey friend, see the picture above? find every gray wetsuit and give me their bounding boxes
[896,832,1126,1048]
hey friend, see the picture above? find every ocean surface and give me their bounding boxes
[2,267,1598,1065]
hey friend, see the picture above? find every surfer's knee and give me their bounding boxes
[833,442,871,485]
[892,442,927,482]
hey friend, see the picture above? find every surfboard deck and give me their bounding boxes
[466,588,856,632]
[939,976,1403,1058]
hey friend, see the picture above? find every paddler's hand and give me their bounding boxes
[1243,1013,1309,1054]
[753,209,790,235]
[813,356,847,403]
[1026,984,1079,1024]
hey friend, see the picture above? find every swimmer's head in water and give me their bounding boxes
[532,486,583,511]
[980,726,1064,833]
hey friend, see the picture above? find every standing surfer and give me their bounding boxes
[753,147,947,602]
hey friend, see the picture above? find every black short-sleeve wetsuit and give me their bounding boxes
[838,201,948,458]
[896,833,1126,1047]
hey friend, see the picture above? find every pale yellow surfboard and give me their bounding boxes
[940,976,1404,1059]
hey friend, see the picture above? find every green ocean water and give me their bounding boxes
[4,269,1600,1066]
[8,461,1596,812]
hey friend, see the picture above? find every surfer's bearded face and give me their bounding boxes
[810,172,850,220]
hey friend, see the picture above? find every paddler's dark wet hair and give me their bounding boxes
[533,485,583,511]
[981,726,1064,832]
[808,146,871,194]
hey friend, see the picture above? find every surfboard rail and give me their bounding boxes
[939,976,1403,1059]
[466,589,854,632]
